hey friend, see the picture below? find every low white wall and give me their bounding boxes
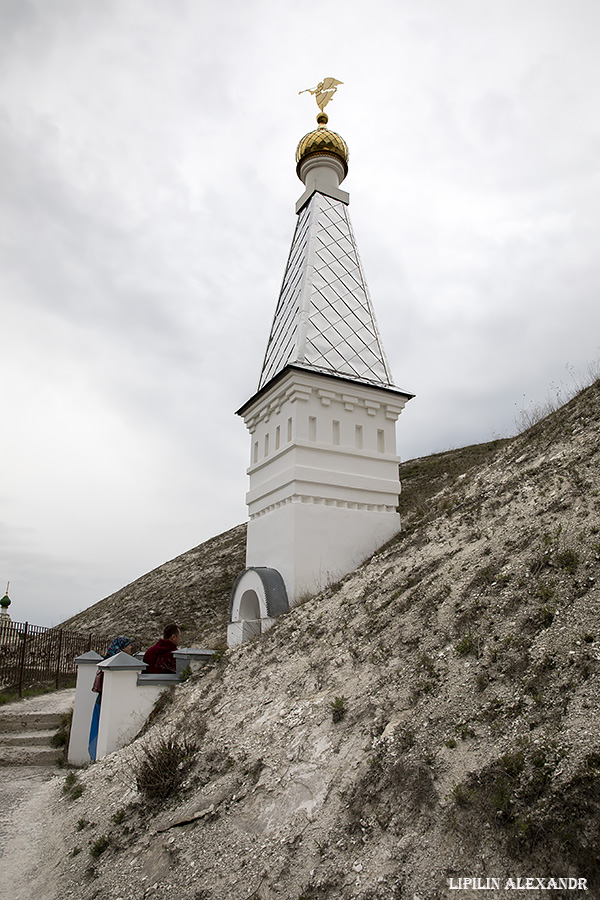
[96,660,176,760]
[68,650,211,763]
[227,618,262,647]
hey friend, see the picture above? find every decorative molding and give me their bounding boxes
[242,373,406,431]
[290,387,312,404]
[385,405,405,421]
[317,389,336,406]
[246,436,401,478]
[249,493,398,520]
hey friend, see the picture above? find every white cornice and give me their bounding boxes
[242,368,408,432]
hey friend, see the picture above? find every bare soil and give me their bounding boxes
[0,689,75,900]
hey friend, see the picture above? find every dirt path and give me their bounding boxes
[0,689,76,900]
[0,767,64,900]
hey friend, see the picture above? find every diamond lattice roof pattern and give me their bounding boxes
[258,192,395,390]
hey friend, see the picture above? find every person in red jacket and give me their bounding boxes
[143,623,180,674]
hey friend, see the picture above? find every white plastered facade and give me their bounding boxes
[241,366,408,602]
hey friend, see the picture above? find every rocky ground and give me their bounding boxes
[13,380,600,899]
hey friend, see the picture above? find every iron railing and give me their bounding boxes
[0,618,109,697]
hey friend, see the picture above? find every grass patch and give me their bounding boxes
[89,835,111,858]
[556,548,579,574]
[448,741,600,889]
[455,629,477,657]
[330,696,347,723]
[0,679,76,706]
[530,528,580,577]
[346,740,436,834]
[63,772,85,801]
[450,782,472,806]
[397,439,508,527]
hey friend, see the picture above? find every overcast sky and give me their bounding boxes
[2,0,599,627]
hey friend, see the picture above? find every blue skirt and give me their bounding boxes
[88,694,101,761]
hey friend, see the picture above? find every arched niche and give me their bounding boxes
[239,589,261,621]
[228,567,289,647]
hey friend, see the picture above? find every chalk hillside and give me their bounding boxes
[44,377,600,900]
[61,523,246,650]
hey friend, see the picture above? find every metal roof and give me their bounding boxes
[258,191,396,391]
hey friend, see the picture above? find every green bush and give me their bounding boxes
[63,772,85,801]
[447,739,600,887]
[450,782,471,806]
[51,710,73,749]
[455,629,477,657]
[330,696,347,723]
[89,835,110,858]
[537,582,555,603]
[556,548,579,574]
[178,664,192,682]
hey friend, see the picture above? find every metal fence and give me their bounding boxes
[0,619,109,696]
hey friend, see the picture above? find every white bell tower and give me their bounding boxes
[228,100,413,647]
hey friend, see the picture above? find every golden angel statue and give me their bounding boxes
[299,77,343,112]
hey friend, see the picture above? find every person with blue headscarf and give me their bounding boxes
[88,635,133,761]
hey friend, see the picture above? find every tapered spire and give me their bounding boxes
[258,106,397,393]
[258,192,394,390]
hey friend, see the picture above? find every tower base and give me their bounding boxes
[246,499,400,603]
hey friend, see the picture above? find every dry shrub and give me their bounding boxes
[134,732,197,801]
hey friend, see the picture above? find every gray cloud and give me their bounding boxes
[1,0,599,625]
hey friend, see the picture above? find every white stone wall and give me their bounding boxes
[246,499,400,601]
[68,652,206,763]
[241,368,407,603]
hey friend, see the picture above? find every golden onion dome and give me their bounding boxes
[295,112,349,178]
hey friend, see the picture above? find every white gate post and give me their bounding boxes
[67,650,102,765]
[95,652,147,760]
